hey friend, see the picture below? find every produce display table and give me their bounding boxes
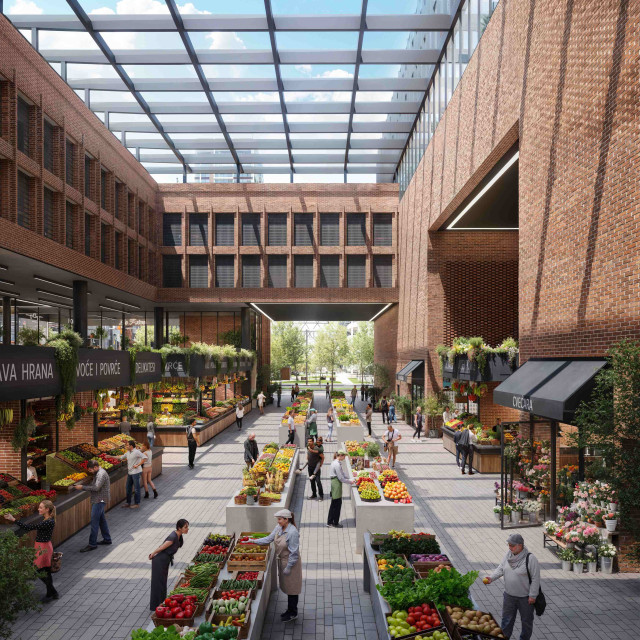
[98,400,251,447]
[2,448,163,547]
[343,446,414,554]
[278,425,304,448]
[442,426,501,474]
[225,448,300,536]
[336,423,366,443]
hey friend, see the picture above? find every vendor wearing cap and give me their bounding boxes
[248,509,302,623]
[327,450,355,529]
[484,533,541,640]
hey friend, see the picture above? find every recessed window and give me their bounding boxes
[84,155,92,199]
[114,231,122,269]
[347,213,366,246]
[17,171,30,229]
[215,255,234,288]
[294,213,313,246]
[268,255,287,287]
[17,98,30,156]
[373,255,393,287]
[242,255,261,287]
[43,188,54,240]
[320,213,339,246]
[85,213,91,257]
[66,202,74,249]
[294,255,313,287]
[44,120,55,173]
[373,213,393,246]
[242,214,260,246]
[347,255,366,287]
[162,255,183,287]
[101,169,107,210]
[268,213,286,246]
[189,255,208,287]
[100,223,108,263]
[163,213,182,246]
[320,255,339,288]
[215,213,234,246]
[65,140,75,187]
[189,213,208,246]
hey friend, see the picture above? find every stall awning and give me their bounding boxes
[396,360,424,382]
[493,358,608,423]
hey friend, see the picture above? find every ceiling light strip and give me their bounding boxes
[369,303,392,322]
[33,275,73,290]
[38,297,72,308]
[446,151,519,229]
[36,288,73,301]
[104,296,141,310]
[249,303,275,324]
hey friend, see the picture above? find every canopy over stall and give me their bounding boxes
[396,360,424,383]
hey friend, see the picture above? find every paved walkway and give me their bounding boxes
[11,394,640,640]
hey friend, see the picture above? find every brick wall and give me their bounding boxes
[373,305,398,395]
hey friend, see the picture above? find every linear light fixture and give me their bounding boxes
[33,275,73,290]
[99,304,130,314]
[446,151,520,230]
[0,264,8,271]
[0,289,19,297]
[38,297,72,309]
[368,303,392,322]
[249,303,275,323]
[36,288,73,301]
[0,278,15,287]
[104,296,141,310]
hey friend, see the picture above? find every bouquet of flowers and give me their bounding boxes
[598,542,617,558]
[543,521,557,535]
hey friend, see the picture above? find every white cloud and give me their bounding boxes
[295,64,312,74]
[7,0,42,13]
[206,32,247,50]
[104,0,210,13]
[318,69,353,79]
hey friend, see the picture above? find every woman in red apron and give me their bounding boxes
[249,509,302,622]
[6,499,58,602]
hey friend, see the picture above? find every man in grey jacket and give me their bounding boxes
[74,460,112,552]
[485,533,541,640]
[244,433,259,469]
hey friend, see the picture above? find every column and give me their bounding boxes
[3,296,11,344]
[72,280,88,343]
[153,306,165,348]
[240,307,251,350]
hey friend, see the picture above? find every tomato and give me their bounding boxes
[171,606,182,616]
[406,616,415,626]
[175,612,185,619]
[164,598,173,606]
[184,607,194,617]
[155,606,167,616]
[162,610,173,619]
[172,594,185,603]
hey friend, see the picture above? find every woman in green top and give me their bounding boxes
[307,408,318,442]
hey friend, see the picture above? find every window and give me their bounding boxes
[17,98,30,156]
[215,213,234,246]
[320,255,339,288]
[128,240,134,275]
[347,213,366,246]
[114,231,122,269]
[242,213,260,246]
[101,169,107,209]
[84,155,91,199]
[347,255,366,287]
[294,213,313,246]
[85,213,91,257]
[162,255,182,287]
[189,213,208,246]
[17,171,30,229]
[373,213,393,246]
[138,245,144,279]
[189,255,208,287]
[373,255,393,287]
[268,255,287,287]
[65,202,73,249]
[115,183,121,219]
[44,120,55,173]
[294,255,313,288]
[100,223,108,263]
[320,213,339,246]
[242,255,261,287]
[43,188,54,239]
[136,201,141,233]
[162,213,182,246]
[65,140,74,187]
[268,213,286,246]
[215,255,234,288]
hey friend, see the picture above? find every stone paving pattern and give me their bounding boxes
[10,392,640,640]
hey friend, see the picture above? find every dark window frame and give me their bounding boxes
[17,97,31,156]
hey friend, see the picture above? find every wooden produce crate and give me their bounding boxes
[227,545,269,571]
[228,571,264,588]
[386,611,448,640]
[175,573,218,592]
[151,613,195,628]
[208,621,248,640]
[211,587,253,603]
[442,607,505,640]
[410,558,453,573]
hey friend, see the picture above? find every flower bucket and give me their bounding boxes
[515,510,523,522]
[605,519,617,532]
[506,512,513,523]
[561,560,572,572]
[600,557,613,574]
[587,561,597,573]
[609,502,618,512]
[598,527,608,540]
[517,490,528,500]
[573,562,584,575]
[566,542,576,549]
[528,512,538,524]
[494,512,501,521]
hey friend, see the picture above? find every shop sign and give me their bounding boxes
[133,352,162,385]
[189,355,219,377]
[76,349,130,391]
[164,354,188,378]
[0,346,61,400]
[512,394,533,412]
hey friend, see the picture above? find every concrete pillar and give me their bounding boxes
[3,296,11,344]
[153,306,164,348]
[72,280,88,342]
[240,307,251,350]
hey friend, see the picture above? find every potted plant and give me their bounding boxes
[492,505,503,522]
[572,553,584,574]
[598,542,616,574]
[503,503,513,522]
[558,548,574,572]
[603,512,617,532]
[543,521,557,536]
[584,551,597,573]
[513,501,524,522]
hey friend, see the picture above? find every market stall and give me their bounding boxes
[278,392,313,447]
[333,394,366,443]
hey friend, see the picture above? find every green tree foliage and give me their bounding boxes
[313,323,349,389]
[133,326,153,347]
[271,322,307,375]
[571,340,640,541]
[349,322,374,382]
[219,328,241,349]
[0,531,40,639]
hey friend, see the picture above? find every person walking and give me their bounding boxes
[327,450,355,528]
[73,459,113,550]
[454,428,463,467]
[286,411,296,445]
[360,383,366,401]
[119,415,132,437]
[385,423,402,469]
[277,384,282,407]
[5,500,58,602]
[306,408,318,442]
[248,510,302,622]
[244,432,258,469]
[186,419,200,469]
[236,402,244,430]
[388,397,396,424]
[485,533,541,640]
[412,406,424,442]
[257,390,266,415]
[326,405,335,443]
[380,395,389,425]
[365,403,373,437]
[350,385,357,407]
[149,519,189,611]
[293,383,300,400]
[306,436,324,501]
[459,425,477,475]
[290,384,295,403]
[146,415,156,448]
[140,443,158,499]
[325,382,330,400]
[120,440,146,508]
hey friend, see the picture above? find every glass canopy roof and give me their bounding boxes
[7,0,461,183]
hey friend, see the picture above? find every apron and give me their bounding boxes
[275,530,302,596]
[331,476,343,500]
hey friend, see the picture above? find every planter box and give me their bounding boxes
[443,354,517,383]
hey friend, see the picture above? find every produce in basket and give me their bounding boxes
[236,572,259,581]
[219,579,257,591]
[446,607,505,637]
[154,593,198,619]
[387,604,442,637]
[210,595,248,616]
[410,554,450,563]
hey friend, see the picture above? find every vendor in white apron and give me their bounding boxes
[248,509,302,623]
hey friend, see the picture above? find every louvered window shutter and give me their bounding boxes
[215,255,235,287]
[373,255,393,287]
[189,255,208,287]
[268,256,287,287]
[347,255,366,287]
[320,256,340,288]
[216,213,235,246]
[347,213,366,246]
[163,213,182,246]
[268,213,287,245]
[373,213,393,246]
[294,255,314,287]
[320,213,340,246]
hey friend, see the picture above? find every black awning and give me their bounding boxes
[396,360,424,382]
[493,358,608,423]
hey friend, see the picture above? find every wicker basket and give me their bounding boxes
[151,613,195,628]
[234,494,247,505]
[258,495,272,506]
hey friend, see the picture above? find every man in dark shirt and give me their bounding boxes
[307,436,325,501]
[244,433,259,469]
[75,459,112,552]
[454,428,463,468]
[277,385,282,407]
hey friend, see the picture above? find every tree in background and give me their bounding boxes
[350,322,374,383]
[271,322,307,379]
[133,326,153,347]
[313,322,349,391]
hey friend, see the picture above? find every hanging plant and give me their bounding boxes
[11,415,36,452]
[0,408,14,427]
[45,329,82,427]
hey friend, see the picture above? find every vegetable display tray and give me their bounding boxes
[150,613,195,628]
[410,559,453,573]
[211,587,254,602]
[441,607,505,640]
[386,614,449,640]
[226,556,268,572]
